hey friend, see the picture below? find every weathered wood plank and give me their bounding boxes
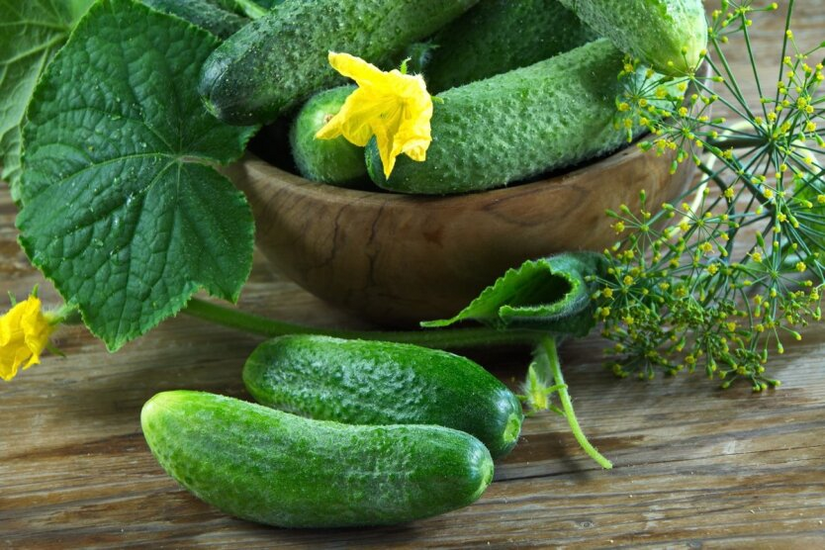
[2,2,825,548]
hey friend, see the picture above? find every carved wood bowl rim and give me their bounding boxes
[227,136,695,326]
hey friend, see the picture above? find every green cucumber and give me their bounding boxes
[368,39,640,195]
[424,0,597,92]
[289,86,370,188]
[142,390,493,528]
[290,1,596,184]
[243,335,524,459]
[558,0,707,75]
[140,0,247,39]
[199,0,479,125]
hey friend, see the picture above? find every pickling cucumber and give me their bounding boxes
[367,39,640,195]
[291,0,595,184]
[243,335,524,459]
[140,0,247,38]
[558,0,707,75]
[199,0,479,125]
[424,0,597,92]
[141,390,494,528]
[290,86,369,188]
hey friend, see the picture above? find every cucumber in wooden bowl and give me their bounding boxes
[289,85,370,188]
[367,39,642,194]
[141,390,494,528]
[423,0,597,93]
[558,0,707,75]
[243,335,524,459]
[199,0,479,125]
[287,0,597,186]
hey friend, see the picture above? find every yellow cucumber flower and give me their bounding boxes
[315,52,433,179]
[0,292,56,381]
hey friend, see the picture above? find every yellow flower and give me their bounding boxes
[0,293,55,381]
[315,52,433,179]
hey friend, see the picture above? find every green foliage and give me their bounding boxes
[422,252,604,337]
[0,0,95,199]
[17,0,257,350]
[599,1,825,389]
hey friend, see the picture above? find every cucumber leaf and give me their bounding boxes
[0,0,95,199]
[17,0,257,351]
[422,253,604,337]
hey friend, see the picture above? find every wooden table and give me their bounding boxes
[3,4,825,548]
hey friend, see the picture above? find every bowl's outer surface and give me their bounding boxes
[225,146,694,325]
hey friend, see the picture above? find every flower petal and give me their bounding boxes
[327,52,389,91]
[0,294,53,381]
[316,53,434,179]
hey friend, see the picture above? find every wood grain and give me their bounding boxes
[227,135,694,326]
[3,3,825,549]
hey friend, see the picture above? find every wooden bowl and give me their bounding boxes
[224,146,695,325]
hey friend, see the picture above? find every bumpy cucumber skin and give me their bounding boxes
[558,0,707,75]
[141,0,247,38]
[142,391,493,528]
[290,86,369,188]
[425,0,597,93]
[368,39,637,195]
[243,335,524,459]
[199,0,479,125]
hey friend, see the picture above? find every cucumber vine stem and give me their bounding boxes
[184,297,546,349]
[534,336,613,470]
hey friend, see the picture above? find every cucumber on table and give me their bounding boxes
[290,86,369,188]
[368,39,642,195]
[424,0,597,92]
[142,390,494,528]
[558,0,708,75]
[199,0,479,125]
[243,335,524,459]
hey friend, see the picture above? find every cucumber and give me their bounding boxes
[140,0,247,38]
[558,0,707,75]
[243,335,524,459]
[238,0,282,9]
[291,1,596,185]
[424,0,597,93]
[367,39,639,195]
[141,390,494,528]
[199,0,479,125]
[290,86,370,188]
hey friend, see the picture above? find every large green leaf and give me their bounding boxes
[0,0,95,198]
[18,0,257,350]
[422,253,604,337]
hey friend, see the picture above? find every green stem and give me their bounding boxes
[234,0,267,19]
[537,336,613,470]
[705,135,767,150]
[184,297,545,350]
